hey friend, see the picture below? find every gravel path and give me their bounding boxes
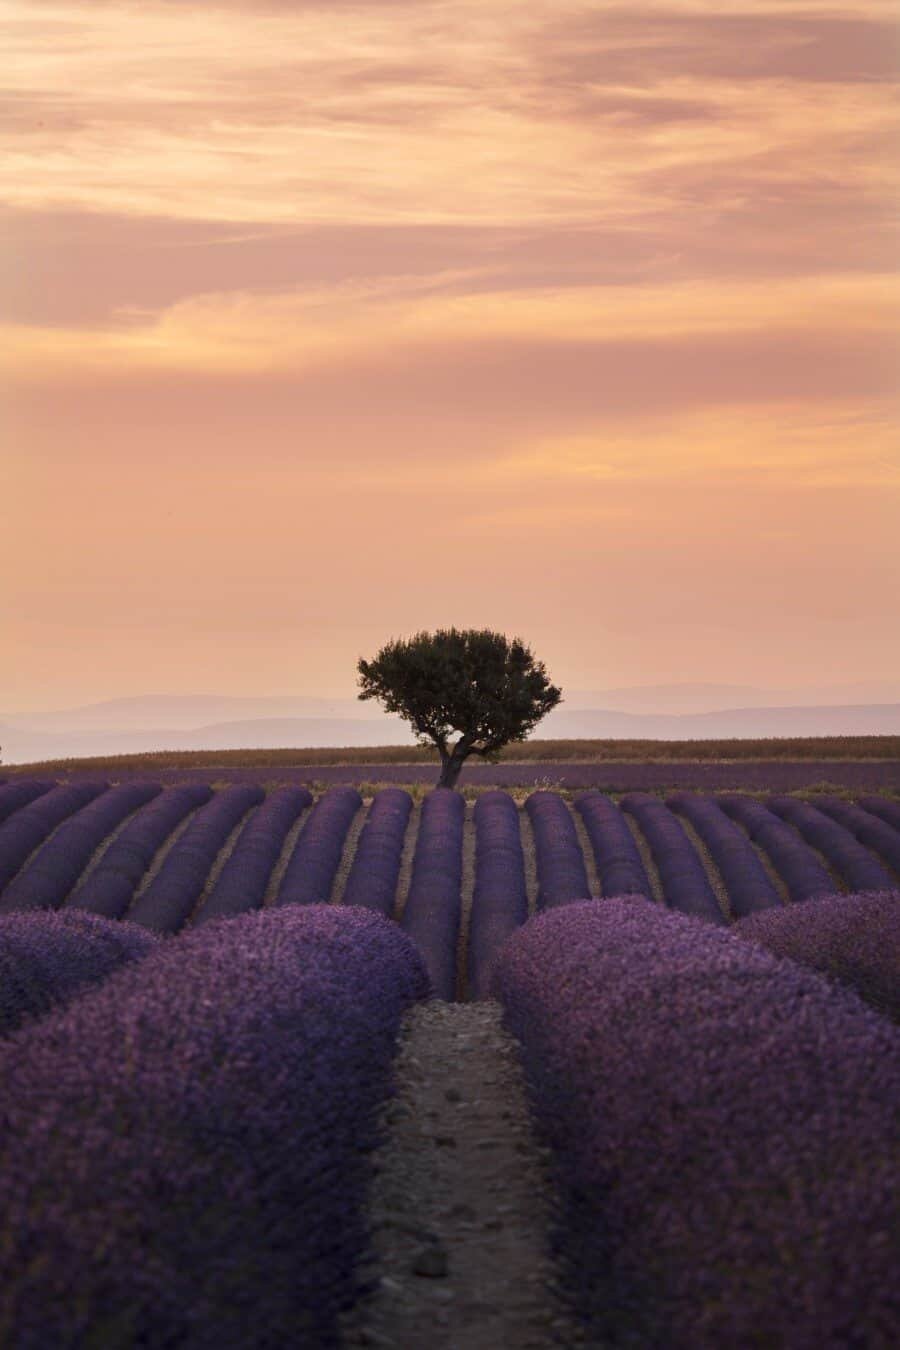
[340,1000,580,1350]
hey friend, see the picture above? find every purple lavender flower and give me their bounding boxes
[718,794,834,901]
[767,796,894,892]
[0,905,430,1349]
[0,780,55,826]
[274,786,361,907]
[401,788,464,1000]
[620,793,726,923]
[574,791,651,898]
[0,784,161,914]
[342,788,413,915]
[735,888,900,1021]
[525,790,590,908]
[0,909,158,1035]
[192,786,312,924]
[492,897,900,1348]
[667,792,779,917]
[0,783,109,894]
[468,790,528,1000]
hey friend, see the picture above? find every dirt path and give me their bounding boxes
[340,1000,581,1350]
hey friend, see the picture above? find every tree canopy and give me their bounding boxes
[357,628,562,788]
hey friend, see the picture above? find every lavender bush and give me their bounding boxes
[667,792,779,918]
[858,795,900,833]
[0,905,430,1349]
[468,790,528,1000]
[0,783,161,915]
[126,785,263,934]
[0,910,158,1036]
[573,791,651,898]
[342,788,413,915]
[816,796,900,874]
[0,782,108,894]
[620,793,725,924]
[0,780,55,826]
[274,786,362,907]
[492,898,900,1348]
[192,786,311,924]
[401,788,464,1000]
[718,794,834,902]
[69,785,212,919]
[767,796,894,893]
[736,889,900,1022]
[525,790,590,908]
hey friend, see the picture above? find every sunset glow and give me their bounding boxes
[3,0,898,711]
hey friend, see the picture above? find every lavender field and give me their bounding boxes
[1,778,898,1347]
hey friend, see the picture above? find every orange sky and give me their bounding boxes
[3,0,899,712]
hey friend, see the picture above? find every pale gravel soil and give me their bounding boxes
[678,815,732,921]
[393,804,422,923]
[570,808,602,899]
[339,1000,583,1350]
[123,804,204,912]
[519,810,539,917]
[182,803,260,925]
[621,814,666,905]
[331,801,368,904]
[261,800,311,906]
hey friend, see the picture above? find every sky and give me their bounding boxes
[2,0,899,713]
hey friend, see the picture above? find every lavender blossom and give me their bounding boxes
[620,793,725,923]
[126,785,263,933]
[525,790,590,908]
[468,790,528,1000]
[341,788,413,915]
[718,794,834,901]
[492,898,900,1348]
[68,785,212,919]
[191,786,312,924]
[767,796,894,893]
[816,796,900,875]
[0,780,56,826]
[0,909,158,1035]
[0,784,161,914]
[735,888,900,1021]
[274,786,362,907]
[401,788,464,1001]
[573,791,651,898]
[0,905,430,1349]
[0,783,109,894]
[858,795,900,833]
[667,792,780,917]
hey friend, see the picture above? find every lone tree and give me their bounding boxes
[357,628,562,789]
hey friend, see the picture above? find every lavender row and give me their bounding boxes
[718,795,834,902]
[525,790,590,908]
[573,791,651,898]
[815,796,900,875]
[69,785,212,919]
[275,786,361,907]
[192,786,312,924]
[492,899,900,1348]
[0,906,430,1349]
[342,788,412,915]
[0,780,55,826]
[401,788,464,1001]
[126,785,263,933]
[0,784,161,915]
[468,790,528,1000]
[766,796,894,893]
[621,793,725,924]
[0,911,158,1036]
[54,761,900,790]
[737,889,900,1023]
[858,795,900,833]
[667,793,779,918]
[0,782,109,894]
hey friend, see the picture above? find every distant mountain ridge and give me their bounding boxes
[2,695,900,765]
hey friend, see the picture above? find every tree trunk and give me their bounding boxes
[437,748,468,789]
